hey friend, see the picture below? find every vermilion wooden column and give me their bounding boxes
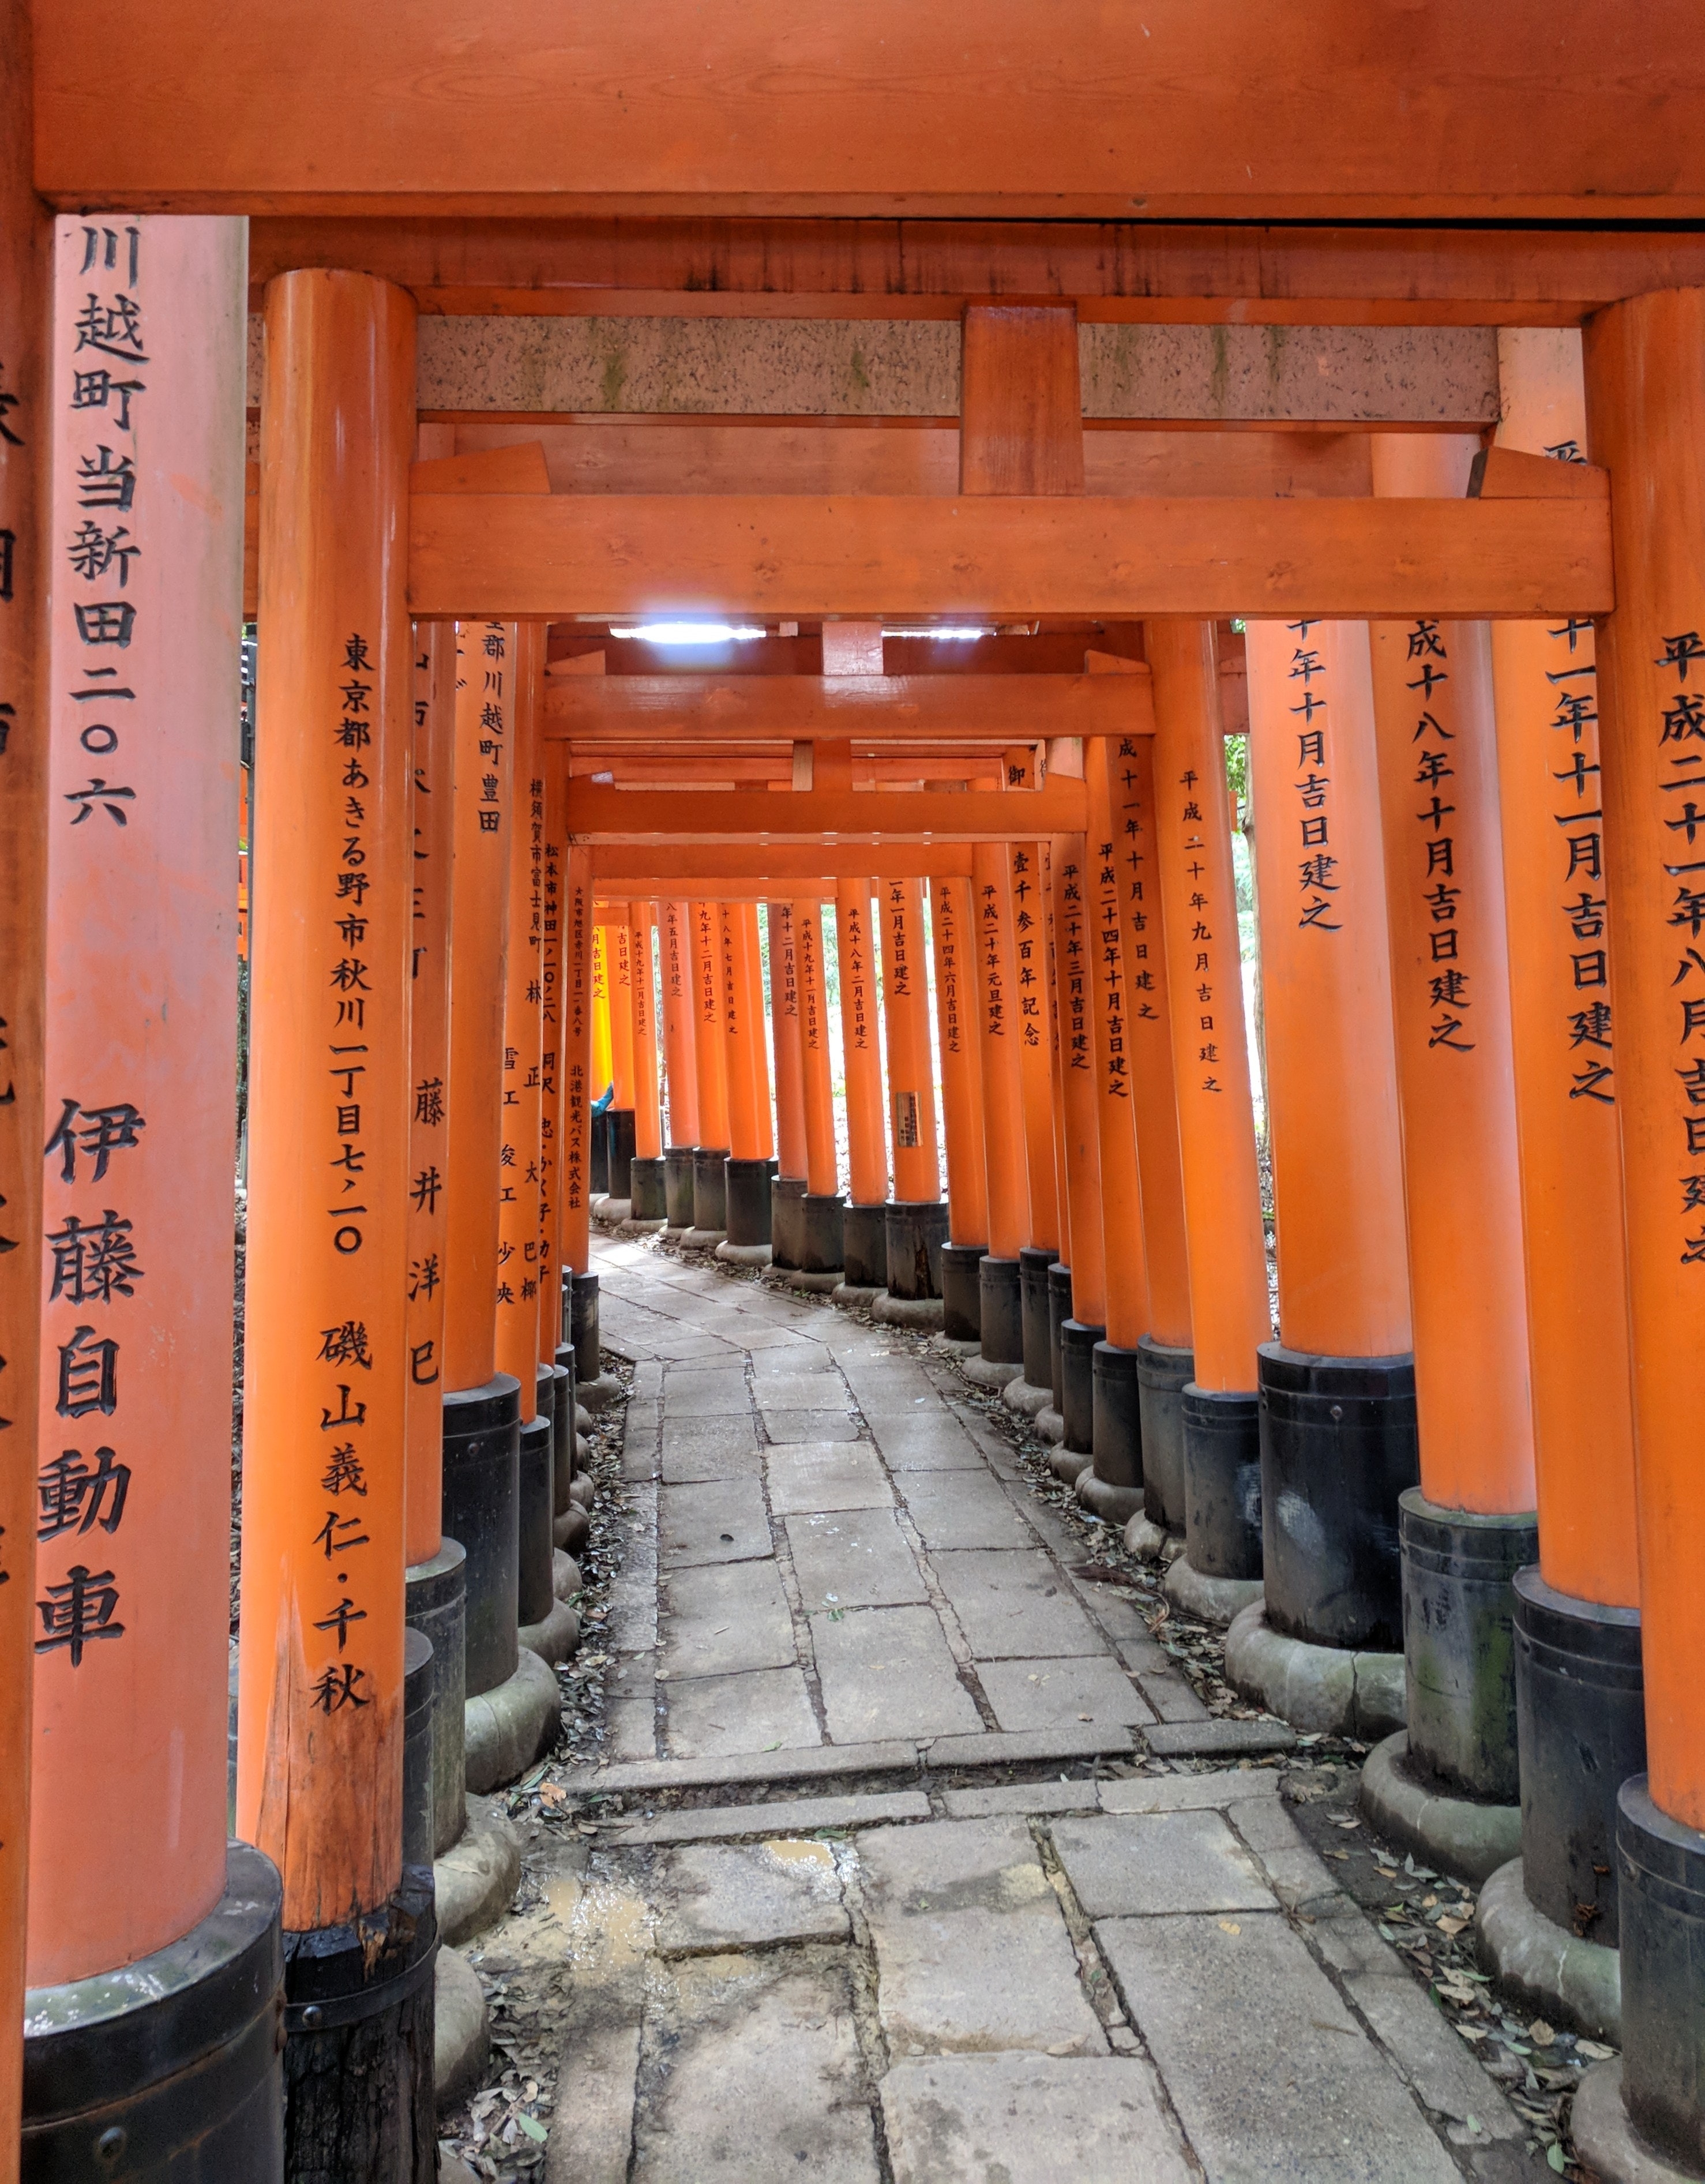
[591,924,613,1102]
[836,879,889,1288]
[495,625,544,1400]
[1241,618,1415,1678]
[719,901,761,1162]
[929,876,989,1339]
[0,16,48,2160]
[536,760,564,1373]
[1147,623,1271,1598]
[768,899,809,1267]
[744,903,775,1162]
[1573,288,1705,2172]
[1049,834,1107,1457]
[627,901,666,1221]
[659,898,698,1228]
[792,897,844,1278]
[560,842,592,1284]
[689,899,731,1235]
[609,920,634,1107]
[971,842,1030,1367]
[880,877,945,1305]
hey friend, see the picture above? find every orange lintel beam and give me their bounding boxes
[564,783,1086,845]
[591,843,977,884]
[544,670,1154,743]
[408,494,1610,624]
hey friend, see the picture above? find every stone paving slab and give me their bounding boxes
[653,1840,849,1950]
[811,1604,984,1743]
[881,2054,1193,2183]
[896,1468,1042,1549]
[748,1372,853,1411]
[930,1548,1105,1659]
[660,1559,797,1680]
[940,1780,1102,1821]
[1098,1911,1463,2183]
[661,1374,754,1419]
[1098,1768,1282,1814]
[862,1412,987,1469]
[658,1478,773,1567]
[659,1416,763,1483]
[786,1508,929,1608]
[1144,1717,1296,1758]
[763,1408,863,1442]
[765,1440,893,1515]
[605,1791,932,1845]
[857,1818,1107,2058]
[749,1344,838,1376]
[664,1665,820,1759]
[920,1723,1135,1766]
[977,1654,1155,1732]
[1051,1810,1275,1918]
[562,1738,925,1799]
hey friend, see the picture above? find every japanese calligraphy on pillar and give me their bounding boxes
[1167,764,1229,1094]
[979,872,1008,1044]
[933,882,967,1064]
[884,882,918,1147]
[1537,610,1616,1103]
[1109,738,1163,1023]
[1010,848,1043,1050]
[1285,619,1347,937]
[1058,853,1092,1085]
[563,849,589,1229]
[1093,804,1129,1105]
[1388,618,1481,1053]
[1653,627,1705,1263]
[842,894,870,1053]
[538,772,561,1338]
[405,632,448,1408]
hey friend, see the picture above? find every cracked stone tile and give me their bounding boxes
[810,1604,983,1743]
[660,1559,797,1679]
[977,1654,1154,1733]
[653,1840,849,1952]
[930,1549,1105,1660]
[882,2054,1193,2184]
[895,1468,1039,1549]
[658,1478,773,1567]
[663,1665,821,1759]
[1051,1810,1274,1919]
[786,1508,929,1609]
[765,1440,893,1515]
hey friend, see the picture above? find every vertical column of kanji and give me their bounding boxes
[604,916,636,1209]
[793,899,844,1280]
[438,616,522,1733]
[970,844,1030,1372]
[1006,751,1062,1404]
[238,268,431,2171]
[1048,834,1107,1464]
[836,881,889,1292]
[627,902,666,1222]
[768,900,809,1269]
[1486,335,1644,1982]
[1235,619,1414,1723]
[588,921,612,1198]
[1366,432,1539,1843]
[689,902,730,1238]
[403,616,464,1864]
[1080,738,1153,1526]
[929,876,988,1341]
[1103,726,1195,1548]
[561,843,599,1393]
[0,13,47,2166]
[1146,624,1271,1615]
[24,215,281,2175]
[880,879,945,1309]
[659,900,699,1229]
[536,756,570,1492]
[1571,288,1705,2174]
[718,900,769,1256]
[743,903,775,1164]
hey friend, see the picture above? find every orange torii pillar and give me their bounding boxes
[1079,738,1156,1526]
[967,842,1031,1375]
[603,917,636,1210]
[930,875,989,1340]
[1228,618,1416,1728]
[1101,714,1197,1545]
[1567,288,1705,2178]
[719,898,775,1260]
[24,214,282,2175]
[688,900,731,1240]
[403,614,467,1864]
[535,757,579,1544]
[0,32,47,2167]
[237,267,433,2164]
[1145,626,1273,1622]
[659,899,700,1229]
[561,845,602,1394]
[588,922,611,1194]
[793,898,846,1283]
[768,899,809,1269]
[1366,431,1539,1860]
[627,902,667,1223]
[879,877,948,1311]
[835,879,891,1292]
[746,900,776,1165]
[1047,831,1109,1463]
[1482,335,1645,2005]
[1007,758,1064,1412]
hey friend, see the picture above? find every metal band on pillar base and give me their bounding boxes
[405,1541,468,1859]
[1160,1388,1265,1629]
[441,1376,521,1702]
[571,1272,619,1409]
[718,1157,774,1263]
[784,1193,846,1292]
[874,1203,949,1330]
[1133,1335,1195,1538]
[769,1176,807,1269]
[518,1390,578,1668]
[1006,1247,1058,1419]
[606,1108,636,1202]
[22,1842,284,2182]
[1084,1343,1144,1528]
[940,1244,985,1343]
[686,1147,730,1248]
[1059,1320,1102,1459]
[836,1204,888,1300]
[663,1145,697,1232]
[968,1257,1024,1386]
[627,1155,667,1228]
[1223,1344,1413,1740]
[589,1116,610,1198]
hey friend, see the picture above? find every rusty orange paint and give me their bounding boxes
[560,843,594,1278]
[591,922,612,1100]
[881,878,941,1203]
[1084,740,1153,1348]
[1147,622,1271,1390]
[659,899,700,1147]
[836,881,888,1206]
[1490,335,1638,1604]
[770,900,808,1180]
[607,917,634,1110]
[495,622,544,1399]
[629,901,662,1162]
[238,267,415,1930]
[744,903,775,1160]
[930,876,988,1245]
[718,900,763,1161]
[690,900,731,1151]
[971,842,1031,1261]
[1006,748,1060,1253]
[1051,834,1107,1322]
[794,899,840,1197]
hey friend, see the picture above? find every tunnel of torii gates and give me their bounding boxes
[5,4,1705,2180]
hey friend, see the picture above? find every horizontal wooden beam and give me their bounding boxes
[544,671,1153,743]
[411,494,1612,622]
[591,843,977,883]
[246,215,1705,324]
[36,3,1705,220]
[563,783,1086,845]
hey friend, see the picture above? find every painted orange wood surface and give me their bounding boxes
[544,672,1154,744]
[881,880,941,1203]
[564,784,1087,845]
[690,901,731,1152]
[494,626,546,1397]
[794,900,840,1198]
[409,494,1611,624]
[930,876,988,1247]
[559,846,594,1277]
[836,882,888,1207]
[769,902,806,1180]
[1083,740,1152,1349]
[960,306,1083,497]
[1051,836,1106,1323]
[659,900,699,1147]
[628,903,662,1162]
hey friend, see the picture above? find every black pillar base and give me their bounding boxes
[1515,1569,1646,1946]
[843,1202,888,1289]
[605,1106,636,1200]
[802,1192,844,1274]
[771,1175,807,1267]
[1182,1384,1263,1582]
[941,1243,985,1341]
[517,1403,555,1628]
[664,1143,697,1227]
[550,1357,574,1504]
[22,1841,284,2183]
[1400,1491,1536,1804]
[1091,1341,1143,1493]
[1019,1247,1058,1389]
[1257,1342,1418,1652]
[693,1146,730,1233]
[1136,1334,1194,1533]
[1047,1263,1072,1410]
[589,1111,609,1195]
[405,1538,467,1857]
[886,1200,949,1299]
[726,1157,773,1247]
[570,1270,600,1384]
[1060,1319,1103,1454]
[630,1154,667,1221]
[441,1374,521,1699]
[1618,1777,1705,2170]
[979,1255,1024,1366]
[401,1628,436,1871]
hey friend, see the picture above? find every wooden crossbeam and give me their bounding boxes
[591,843,977,883]
[411,492,1610,622]
[544,671,1153,742]
[564,783,1086,845]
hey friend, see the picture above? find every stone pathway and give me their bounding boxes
[462,1237,1552,2183]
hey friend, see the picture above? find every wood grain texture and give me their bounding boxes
[564,782,1085,843]
[543,671,1152,742]
[591,844,977,883]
